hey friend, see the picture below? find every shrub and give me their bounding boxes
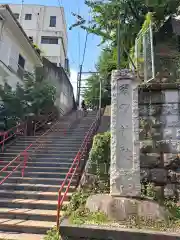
[88,131,110,181]
[44,227,60,240]
[63,190,90,216]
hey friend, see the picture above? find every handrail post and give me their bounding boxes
[1,132,6,153]
[22,151,28,177]
[34,123,36,136]
[56,191,61,229]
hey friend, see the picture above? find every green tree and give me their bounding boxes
[23,73,56,115]
[0,83,27,120]
[85,0,180,49]
[0,68,56,126]
[82,0,179,107]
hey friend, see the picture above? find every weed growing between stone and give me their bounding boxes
[44,227,60,240]
[69,207,109,225]
[62,188,109,225]
[117,216,180,232]
[62,183,180,232]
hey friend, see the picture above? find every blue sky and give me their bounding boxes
[0,0,101,95]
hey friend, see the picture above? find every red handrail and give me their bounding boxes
[0,109,63,153]
[0,122,26,153]
[33,110,60,135]
[0,110,83,185]
[56,110,101,228]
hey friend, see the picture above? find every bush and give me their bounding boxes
[63,190,90,216]
[64,190,109,225]
[88,131,110,181]
[44,227,60,240]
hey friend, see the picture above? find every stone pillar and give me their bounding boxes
[110,69,141,197]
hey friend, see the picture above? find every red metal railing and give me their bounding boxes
[0,122,26,153]
[0,110,84,185]
[56,110,101,228]
[0,109,62,154]
[33,109,63,135]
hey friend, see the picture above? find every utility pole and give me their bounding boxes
[99,77,102,111]
[76,71,99,108]
[117,15,121,69]
[19,0,24,25]
[76,64,83,107]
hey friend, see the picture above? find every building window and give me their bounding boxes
[41,36,58,44]
[25,14,32,20]
[49,16,56,27]
[14,13,19,19]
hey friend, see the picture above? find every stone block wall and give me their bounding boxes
[60,219,180,240]
[139,84,180,199]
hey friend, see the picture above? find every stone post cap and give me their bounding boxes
[112,69,135,82]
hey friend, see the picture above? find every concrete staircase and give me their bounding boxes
[0,110,98,238]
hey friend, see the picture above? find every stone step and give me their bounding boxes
[0,189,72,201]
[9,141,84,147]
[0,182,76,191]
[5,147,80,154]
[0,112,98,236]
[0,151,78,157]
[29,157,76,163]
[0,155,75,161]
[0,232,44,240]
[8,145,80,151]
[1,165,74,173]
[0,198,68,210]
[15,138,85,143]
[0,161,73,168]
[0,170,79,179]
[0,208,60,222]
[0,218,55,234]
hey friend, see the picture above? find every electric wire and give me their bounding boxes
[57,0,78,69]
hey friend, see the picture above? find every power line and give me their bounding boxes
[76,0,81,67]
[56,0,78,69]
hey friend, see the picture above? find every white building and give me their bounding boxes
[8,4,68,69]
[0,4,42,90]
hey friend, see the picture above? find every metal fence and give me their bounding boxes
[134,20,155,83]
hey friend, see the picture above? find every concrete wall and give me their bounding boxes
[8,4,67,68]
[60,219,180,240]
[42,57,75,115]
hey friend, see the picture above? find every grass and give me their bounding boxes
[62,188,180,233]
[44,227,60,240]
[43,189,180,240]
[66,204,180,233]
[69,207,109,225]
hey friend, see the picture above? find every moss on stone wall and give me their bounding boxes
[88,131,110,181]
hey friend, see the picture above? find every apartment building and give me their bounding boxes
[0,4,42,90]
[8,4,68,70]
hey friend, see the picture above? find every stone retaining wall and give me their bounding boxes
[60,219,180,240]
[139,84,180,199]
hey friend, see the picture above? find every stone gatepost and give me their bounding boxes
[110,69,141,197]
